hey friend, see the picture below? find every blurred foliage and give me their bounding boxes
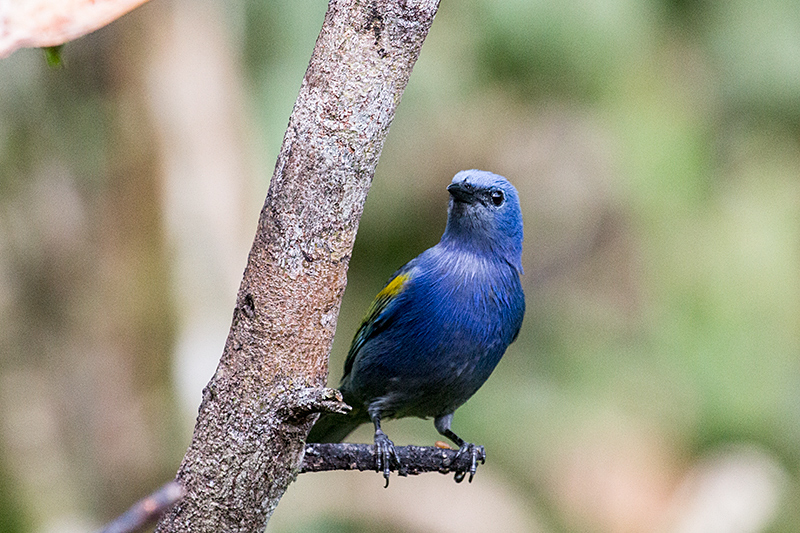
[0,5,182,530]
[0,459,28,533]
[1,0,799,532]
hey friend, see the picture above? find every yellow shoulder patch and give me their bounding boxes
[376,272,411,300]
[343,271,412,376]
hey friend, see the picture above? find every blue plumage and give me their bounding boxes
[307,170,525,483]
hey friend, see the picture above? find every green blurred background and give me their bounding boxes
[1,0,799,531]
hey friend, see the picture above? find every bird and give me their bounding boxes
[307,169,525,485]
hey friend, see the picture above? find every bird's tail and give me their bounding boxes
[306,408,365,443]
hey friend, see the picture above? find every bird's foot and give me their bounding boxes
[374,429,400,487]
[453,442,486,483]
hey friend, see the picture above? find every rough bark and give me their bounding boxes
[155,1,440,531]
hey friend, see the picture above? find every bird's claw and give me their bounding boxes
[453,443,485,483]
[374,430,400,487]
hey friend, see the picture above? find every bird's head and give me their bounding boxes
[442,170,524,272]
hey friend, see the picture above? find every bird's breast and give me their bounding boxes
[416,249,523,344]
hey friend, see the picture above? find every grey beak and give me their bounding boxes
[447,182,476,203]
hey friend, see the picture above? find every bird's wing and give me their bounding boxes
[342,262,416,379]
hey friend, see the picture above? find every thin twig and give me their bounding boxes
[98,481,185,533]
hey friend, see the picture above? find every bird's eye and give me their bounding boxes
[490,190,505,207]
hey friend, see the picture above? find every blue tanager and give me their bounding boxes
[307,169,525,484]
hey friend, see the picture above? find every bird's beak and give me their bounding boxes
[447,182,476,203]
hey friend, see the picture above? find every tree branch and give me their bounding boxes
[100,444,483,533]
[155,1,440,531]
[300,443,486,478]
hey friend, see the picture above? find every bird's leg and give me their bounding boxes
[434,413,486,483]
[371,413,400,487]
